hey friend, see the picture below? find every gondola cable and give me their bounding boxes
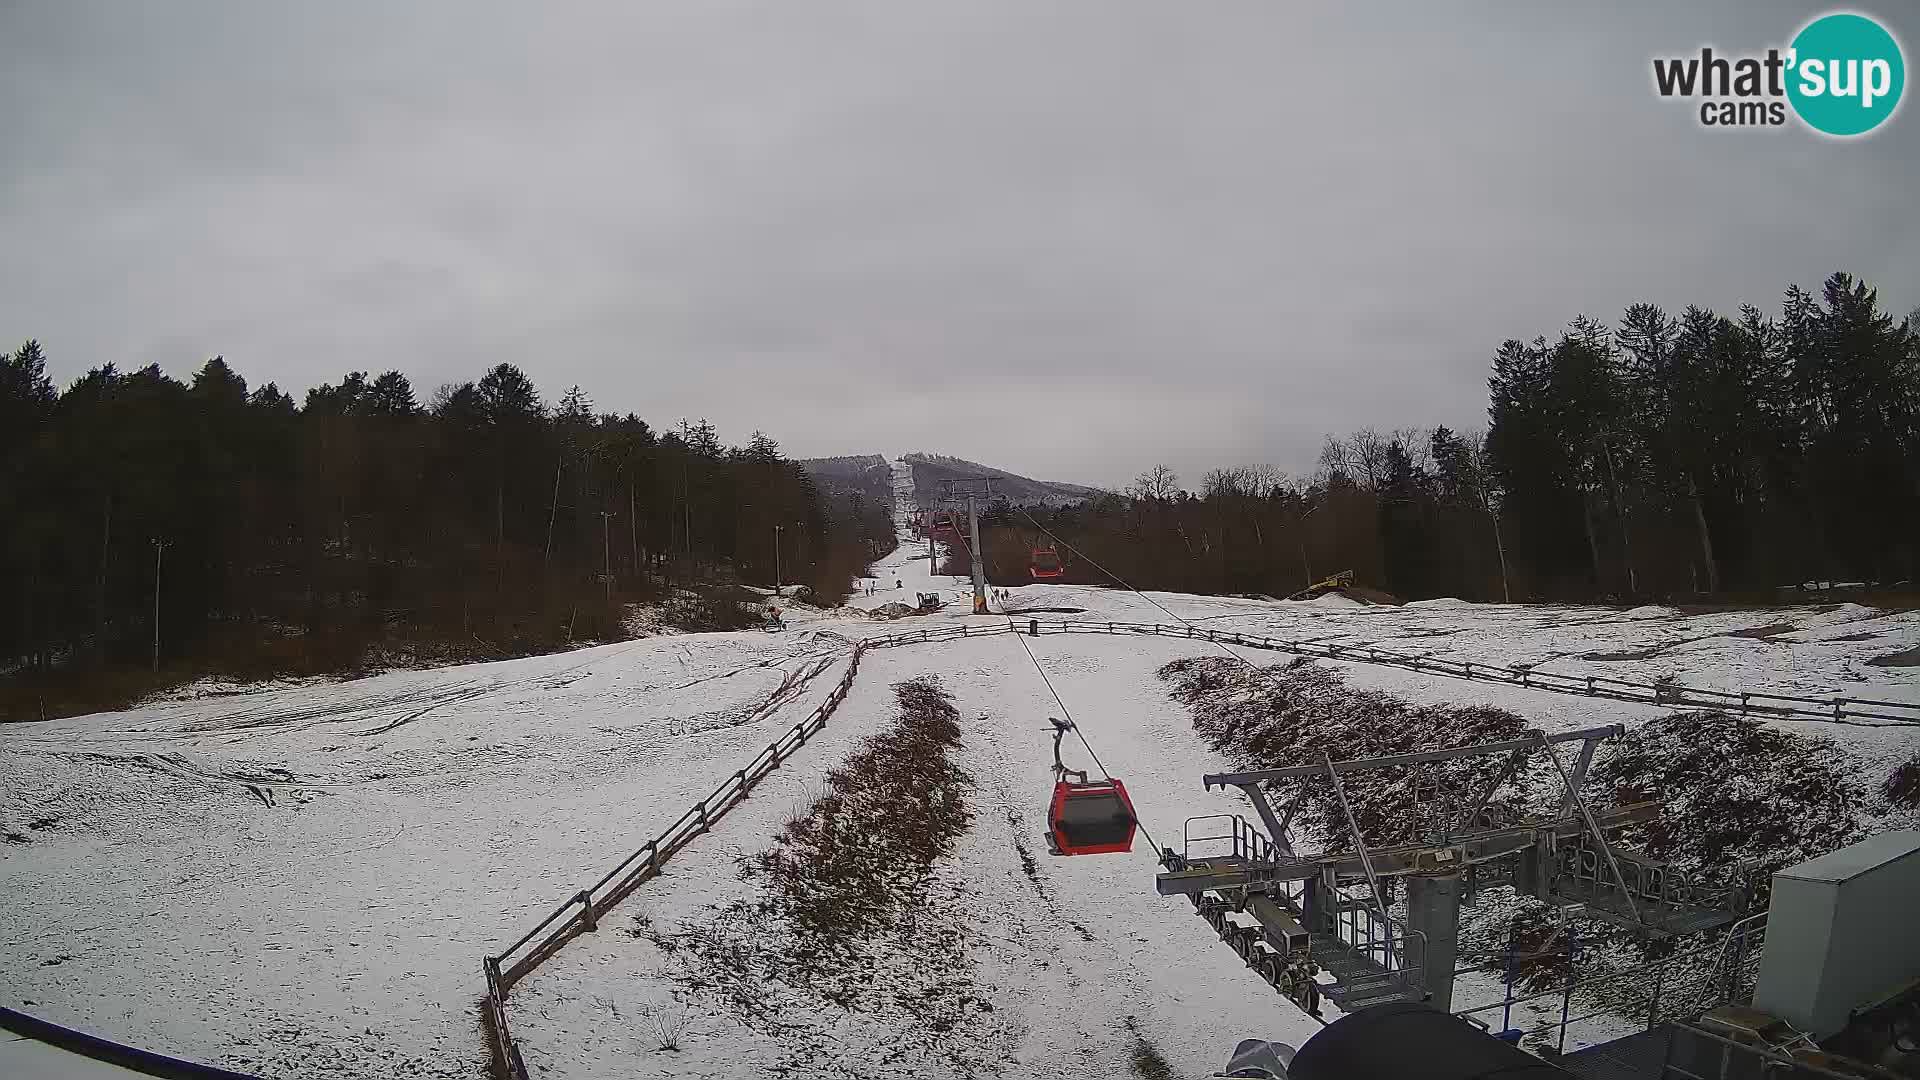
[947,519,1161,857]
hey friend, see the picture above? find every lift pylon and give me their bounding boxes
[938,477,993,615]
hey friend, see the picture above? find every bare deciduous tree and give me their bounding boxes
[1319,428,1389,490]
[1128,464,1181,503]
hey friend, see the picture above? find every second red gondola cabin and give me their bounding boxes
[1029,546,1064,580]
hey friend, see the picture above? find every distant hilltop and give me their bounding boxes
[798,452,1104,510]
[796,454,892,507]
[900,452,1105,508]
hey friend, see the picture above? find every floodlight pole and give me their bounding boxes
[599,511,617,601]
[150,538,169,672]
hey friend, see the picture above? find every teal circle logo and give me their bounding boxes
[1787,12,1905,136]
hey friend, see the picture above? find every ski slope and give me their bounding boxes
[4,454,1918,1077]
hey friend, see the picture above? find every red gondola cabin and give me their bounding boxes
[1048,777,1137,855]
[1029,546,1064,580]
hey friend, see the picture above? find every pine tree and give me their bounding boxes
[366,371,418,416]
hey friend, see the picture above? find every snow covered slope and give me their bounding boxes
[902,451,1103,508]
[5,492,1919,1078]
[0,632,865,1078]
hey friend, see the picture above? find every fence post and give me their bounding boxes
[1463,661,1472,679]
[1585,676,1594,697]
[577,890,597,931]
[1740,693,1749,716]
[1833,698,1844,722]
[485,956,504,998]
[1029,619,1039,637]
[695,801,709,832]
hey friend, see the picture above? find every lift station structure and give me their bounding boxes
[1156,724,1760,1017]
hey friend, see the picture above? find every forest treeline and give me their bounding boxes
[0,351,891,715]
[5,270,1912,714]
[966,273,1918,602]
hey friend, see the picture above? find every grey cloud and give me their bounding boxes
[3,1,1914,488]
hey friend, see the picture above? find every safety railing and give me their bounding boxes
[1454,919,1767,1054]
[481,644,868,1079]
[1703,913,1767,1007]
[1553,836,1757,931]
[1328,882,1427,981]
[1180,813,1277,866]
[1001,618,1920,728]
[1657,1019,1882,1079]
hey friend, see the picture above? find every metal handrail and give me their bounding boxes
[481,643,868,1079]
[1661,1021,1901,1080]
[1705,912,1768,1004]
[1181,813,1277,866]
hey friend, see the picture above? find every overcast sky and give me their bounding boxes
[3,2,1914,489]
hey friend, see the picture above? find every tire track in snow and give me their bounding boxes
[953,704,1180,1077]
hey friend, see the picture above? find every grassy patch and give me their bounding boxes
[0,601,644,722]
[756,675,973,940]
[638,677,1003,1076]
[1596,710,1861,878]
[1883,758,1920,809]
[1130,1040,1175,1080]
[1159,656,1542,847]
[1130,1037,1176,1080]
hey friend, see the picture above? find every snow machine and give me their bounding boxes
[1028,546,1064,580]
[1044,717,1136,856]
[1285,569,1354,602]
